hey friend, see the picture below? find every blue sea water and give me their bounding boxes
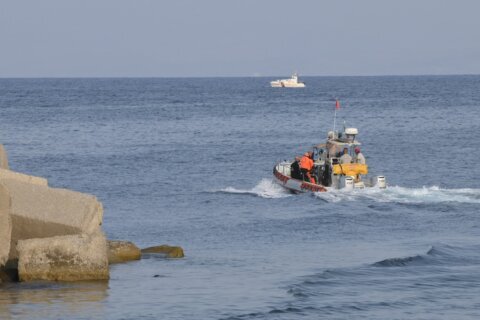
[0,76,480,319]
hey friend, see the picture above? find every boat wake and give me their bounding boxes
[215,178,291,199]
[314,185,480,204]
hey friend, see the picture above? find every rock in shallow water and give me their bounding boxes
[17,232,109,282]
[107,240,141,264]
[141,245,184,258]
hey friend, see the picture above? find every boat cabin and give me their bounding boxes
[314,129,360,161]
[310,128,367,187]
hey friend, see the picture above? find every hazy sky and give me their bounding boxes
[1,0,479,77]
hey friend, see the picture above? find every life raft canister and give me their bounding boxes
[332,163,368,176]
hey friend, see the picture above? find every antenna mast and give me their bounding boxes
[333,99,340,132]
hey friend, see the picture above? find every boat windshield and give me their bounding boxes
[327,142,359,158]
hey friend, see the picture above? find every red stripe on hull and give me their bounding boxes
[273,166,327,193]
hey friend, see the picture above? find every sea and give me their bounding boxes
[0,76,480,320]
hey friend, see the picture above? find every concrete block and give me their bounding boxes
[0,144,8,169]
[17,232,109,281]
[0,168,48,186]
[0,184,12,266]
[1,179,103,259]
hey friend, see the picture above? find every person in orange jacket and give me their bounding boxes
[300,152,315,183]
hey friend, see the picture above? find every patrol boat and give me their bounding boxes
[270,73,306,88]
[273,127,386,193]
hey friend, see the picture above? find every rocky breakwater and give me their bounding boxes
[0,144,185,283]
[0,144,107,282]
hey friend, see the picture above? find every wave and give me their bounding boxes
[372,253,430,267]
[213,178,292,199]
[286,244,479,293]
[314,185,480,204]
[372,244,480,268]
[224,244,480,320]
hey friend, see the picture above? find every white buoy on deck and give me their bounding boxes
[345,177,355,191]
[377,176,386,189]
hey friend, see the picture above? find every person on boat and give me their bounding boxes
[300,152,315,183]
[291,156,302,180]
[339,148,352,164]
[354,147,366,164]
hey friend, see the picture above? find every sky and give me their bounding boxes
[1,0,480,77]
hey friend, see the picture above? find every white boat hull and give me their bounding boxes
[273,163,386,193]
[273,165,327,193]
[270,73,306,88]
[270,81,305,88]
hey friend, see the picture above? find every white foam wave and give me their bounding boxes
[314,185,480,204]
[216,178,291,199]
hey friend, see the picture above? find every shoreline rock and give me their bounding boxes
[107,240,141,264]
[141,245,185,258]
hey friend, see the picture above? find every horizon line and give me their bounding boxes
[1,72,479,79]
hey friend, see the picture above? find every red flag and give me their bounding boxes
[335,99,340,110]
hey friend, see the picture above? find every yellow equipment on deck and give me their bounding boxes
[333,163,368,176]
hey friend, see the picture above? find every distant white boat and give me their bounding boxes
[270,73,305,88]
